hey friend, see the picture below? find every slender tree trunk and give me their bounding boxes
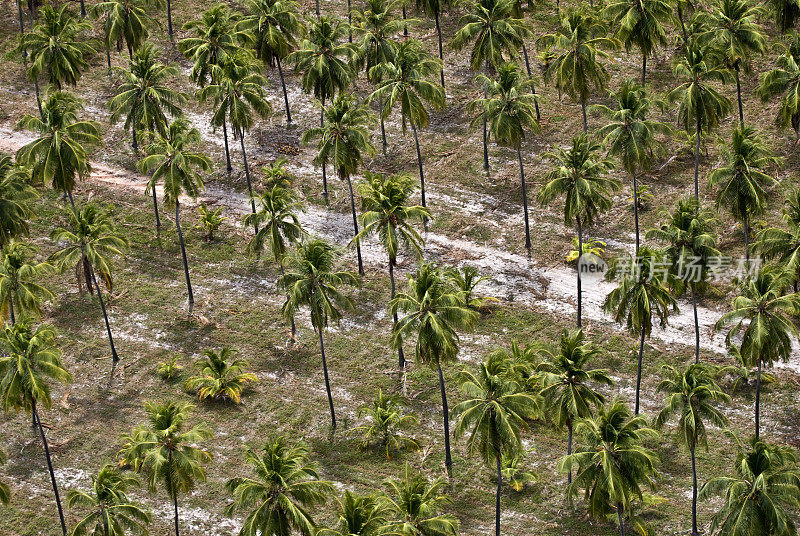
[521,43,541,121]
[239,133,259,235]
[692,285,700,363]
[412,123,426,207]
[33,407,67,536]
[35,79,42,115]
[276,57,292,124]
[389,258,405,369]
[379,95,387,155]
[617,502,626,536]
[641,54,646,86]
[518,148,531,250]
[581,101,588,133]
[402,4,408,36]
[221,121,232,174]
[317,327,336,428]
[79,0,86,17]
[279,264,296,341]
[576,217,583,328]
[105,45,111,75]
[755,357,761,440]
[175,200,194,313]
[17,0,24,38]
[691,445,699,536]
[635,327,645,414]
[437,361,453,474]
[347,0,352,42]
[166,0,173,36]
[89,264,120,382]
[677,5,689,46]
[168,451,179,536]
[743,212,750,268]
[435,12,445,89]
[735,66,744,126]
[173,493,180,536]
[632,171,640,253]
[345,174,364,275]
[566,420,574,487]
[131,128,138,152]
[694,116,701,202]
[151,186,161,235]
[321,98,328,198]
[64,187,76,210]
[495,453,502,536]
[315,0,319,17]
[483,65,490,171]
[8,299,15,325]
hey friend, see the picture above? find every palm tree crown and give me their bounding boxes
[0,242,53,325]
[0,157,37,249]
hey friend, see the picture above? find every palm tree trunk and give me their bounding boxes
[347,0,352,42]
[576,217,583,328]
[151,186,161,235]
[692,285,700,363]
[755,357,761,440]
[735,66,744,126]
[581,101,588,133]
[495,453,502,536]
[8,299,15,325]
[33,407,67,536]
[483,66,490,171]
[321,97,328,198]
[379,96,388,155]
[221,121,232,174]
[389,257,405,369]
[65,187,76,210]
[315,0,319,17]
[641,54,646,86]
[402,4,408,36]
[166,0,173,36]
[168,450,179,536]
[276,57,292,125]
[566,419,573,485]
[105,44,111,75]
[239,132,259,235]
[175,200,194,313]
[521,43,541,121]
[436,361,453,475]
[89,263,120,382]
[691,445,699,536]
[34,79,42,115]
[743,212,750,268]
[694,116,701,202]
[617,502,626,536]
[677,5,688,46]
[435,12,445,89]
[173,493,180,536]
[279,264,296,341]
[17,0,24,37]
[317,327,336,428]
[345,174,364,275]
[131,128,138,152]
[635,327,645,414]
[518,148,531,250]
[632,171,640,253]
[411,123,426,208]
[78,0,86,17]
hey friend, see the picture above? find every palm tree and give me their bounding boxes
[603,247,679,414]
[350,388,420,459]
[240,0,304,125]
[50,204,128,380]
[715,268,800,440]
[756,191,800,288]
[119,401,213,536]
[539,134,618,326]
[700,437,800,536]
[757,30,800,140]
[509,0,541,121]
[646,199,721,363]
[16,91,101,207]
[226,437,332,536]
[699,0,766,125]
[654,363,730,536]
[185,347,258,403]
[560,400,659,536]
[540,9,619,132]
[593,80,670,251]
[0,156,37,249]
[279,239,359,429]
[603,0,671,84]
[470,62,540,248]
[668,40,732,200]
[708,125,779,265]
[453,354,540,536]
[0,242,53,325]
[391,262,477,473]
[382,464,459,536]
[89,0,152,69]
[766,0,800,33]
[109,43,186,152]
[537,328,612,483]
[67,465,151,536]
[319,491,391,536]
[355,172,429,368]
[0,321,72,536]
[369,40,445,207]
[0,448,9,505]
[416,0,451,87]
[138,119,211,313]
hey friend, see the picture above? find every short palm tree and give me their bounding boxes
[89,0,152,67]
[715,268,800,440]
[225,436,333,536]
[319,490,391,536]
[757,30,800,139]
[391,262,477,473]
[603,0,671,84]
[278,239,359,429]
[655,363,730,536]
[50,204,128,379]
[603,247,679,414]
[0,156,37,248]
[185,347,258,404]
[119,401,213,536]
[302,94,375,275]
[0,241,53,325]
[417,0,452,87]
[67,465,151,536]
[139,119,212,312]
[350,388,420,459]
[757,191,800,288]
[0,321,72,536]
[560,399,659,536]
[539,134,618,327]
[470,62,540,248]
[453,354,540,536]
[382,464,459,536]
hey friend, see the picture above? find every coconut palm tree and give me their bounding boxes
[185,347,258,404]
[369,40,445,207]
[708,125,779,265]
[756,191,800,289]
[119,401,212,536]
[603,0,671,84]
[89,0,153,68]
[0,156,37,249]
[470,62,540,248]
[109,43,186,152]
[382,464,459,536]
[0,321,72,536]
[138,119,211,313]
[560,399,659,536]
[416,0,452,87]
[50,204,128,379]
[715,268,800,440]
[538,134,618,326]
[391,262,477,473]
[603,247,679,414]
[16,91,101,207]
[453,354,540,536]
[278,239,359,429]
[537,328,612,483]
[668,40,732,201]
[319,491,391,536]
[350,388,420,459]
[766,0,800,33]
[757,30,800,139]
[0,242,53,325]
[540,9,619,132]
[67,465,151,536]
[355,172,429,368]
[654,363,730,536]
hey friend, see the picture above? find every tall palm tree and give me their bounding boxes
[603,247,679,414]
[537,328,612,483]
[0,321,72,536]
[668,40,732,201]
[757,191,800,289]
[89,0,152,68]
[0,156,37,249]
[0,242,53,325]
[67,465,151,536]
[50,205,128,380]
[356,172,429,369]
[417,0,451,87]
[16,91,101,207]
[757,30,800,139]
[708,125,779,265]
[540,9,619,132]
[699,0,766,125]
[603,0,671,84]
[470,62,540,248]
[655,363,730,536]
[369,40,445,207]
[391,262,477,473]
[319,490,390,536]
[560,400,659,536]
[109,43,186,152]
[119,401,213,536]
[279,239,359,429]
[382,464,459,536]
[539,134,618,326]
[302,94,375,275]
[453,354,540,536]
[715,268,800,440]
